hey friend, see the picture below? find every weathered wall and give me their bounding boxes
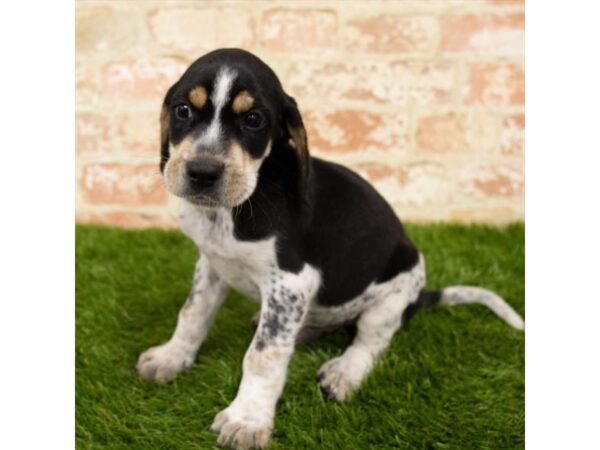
[76,0,524,227]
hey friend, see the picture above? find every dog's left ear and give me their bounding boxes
[159,84,177,173]
[281,94,311,203]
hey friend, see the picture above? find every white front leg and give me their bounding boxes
[136,256,228,382]
[211,264,320,450]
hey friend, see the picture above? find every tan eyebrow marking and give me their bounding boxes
[188,86,207,109]
[232,90,255,114]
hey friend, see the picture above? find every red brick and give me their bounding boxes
[384,163,453,207]
[466,62,524,105]
[285,61,454,106]
[460,163,524,199]
[76,113,111,154]
[440,14,524,54]
[354,163,414,187]
[304,109,408,153]
[487,0,524,5]
[147,7,255,53]
[394,163,453,206]
[76,211,176,228]
[350,162,453,207]
[344,15,437,54]
[351,163,394,182]
[101,58,187,102]
[501,114,525,155]
[114,111,160,154]
[76,5,146,54]
[80,163,167,206]
[262,9,337,53]
[417,113,466,154]
[76,62,100,109]
[416,112,497,154]
[147,7,214,52]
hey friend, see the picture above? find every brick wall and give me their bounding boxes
[76,0,524,228]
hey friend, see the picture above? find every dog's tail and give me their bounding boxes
[404,287,524,330]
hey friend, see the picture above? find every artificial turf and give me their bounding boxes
[76,223,525,449]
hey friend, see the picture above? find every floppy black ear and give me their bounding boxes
[159,84,177,173]
[282,94,311,203]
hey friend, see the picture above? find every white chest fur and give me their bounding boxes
[178,201,278,301]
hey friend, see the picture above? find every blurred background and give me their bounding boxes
[75,0,524,228]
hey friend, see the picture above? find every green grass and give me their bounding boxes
[76,223,524,449]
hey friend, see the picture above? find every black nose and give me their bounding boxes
[185,158,224,189]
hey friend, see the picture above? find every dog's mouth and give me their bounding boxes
[182,192,221,208]
[182,187,251,209]
[163,161,257,209]
[169,181,250,209]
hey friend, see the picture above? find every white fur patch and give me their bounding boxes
[317,254,426,401]
[179,201,277,300]
[197,67,237,147]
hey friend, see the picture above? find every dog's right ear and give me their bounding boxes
[281,94,311,204]
[159,84,177,173]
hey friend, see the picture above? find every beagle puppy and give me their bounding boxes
[136,48,524,450]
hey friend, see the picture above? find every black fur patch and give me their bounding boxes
[401,289,443,327]
[232,157,421,306]
[377,236,420,283]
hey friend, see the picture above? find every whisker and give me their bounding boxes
[247,197,254,220]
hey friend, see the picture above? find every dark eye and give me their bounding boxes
[174,104,192,121]
[243,111,264,129]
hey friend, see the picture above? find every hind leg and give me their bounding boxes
[317,257,425,401]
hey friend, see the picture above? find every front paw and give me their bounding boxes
[211,405,273,450]
[135,342,193,382]
[317,355,362,402]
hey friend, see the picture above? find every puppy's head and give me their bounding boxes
[159,48,308,208]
